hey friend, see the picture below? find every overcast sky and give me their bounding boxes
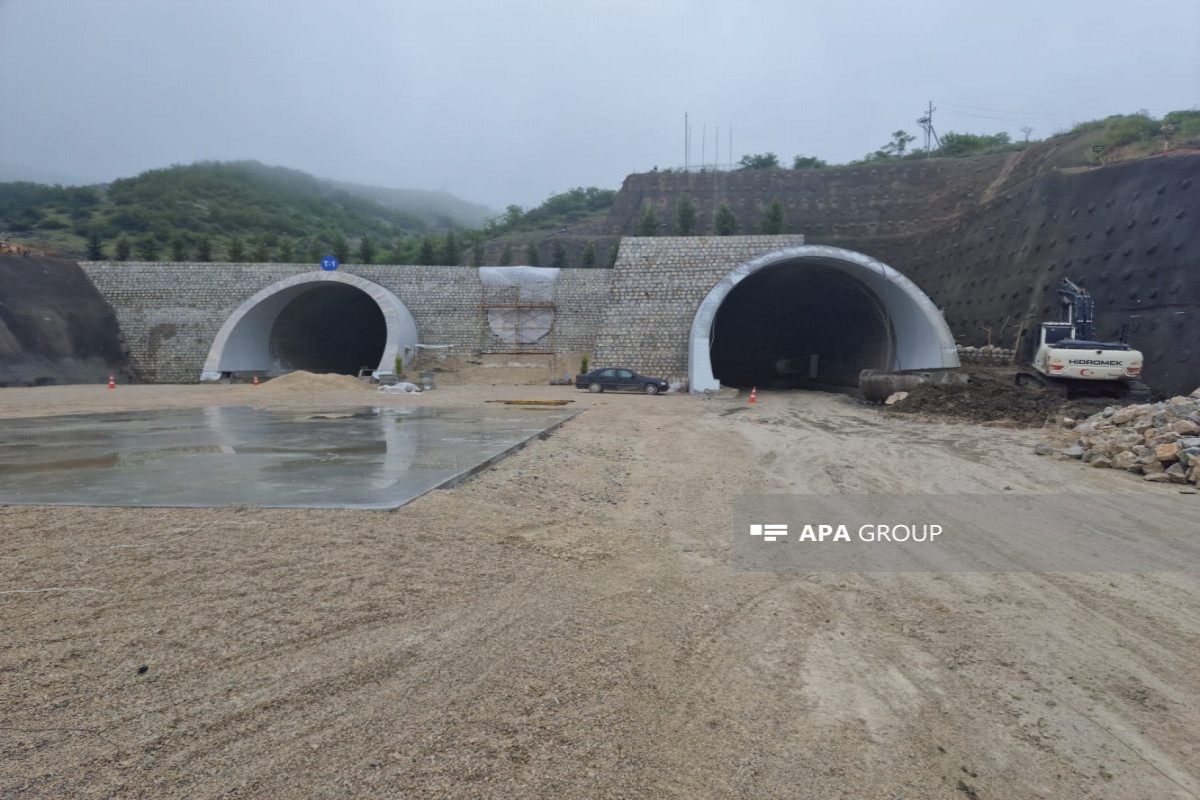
[2,0,1197,212]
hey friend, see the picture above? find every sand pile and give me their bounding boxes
[255,371,372,393]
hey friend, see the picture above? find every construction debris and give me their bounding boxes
[884,372,1100,426]
[484,399,573,405]
[378,381,423,394]
[1047,387,1200,485]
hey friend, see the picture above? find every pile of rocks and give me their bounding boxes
[1054,388,1200,484]
[957,344,1015,364]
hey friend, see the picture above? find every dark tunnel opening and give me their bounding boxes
[710,261,894,389]
[269,284,386,375]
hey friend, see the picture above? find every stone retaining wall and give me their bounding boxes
[80,263,612,383]
[592,235,806,380]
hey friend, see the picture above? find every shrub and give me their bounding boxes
[714,202,738,235]
[1097,113,1158,149]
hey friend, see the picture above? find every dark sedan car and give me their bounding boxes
[575,368,669,394]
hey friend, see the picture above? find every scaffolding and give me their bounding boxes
[478,267,558,354]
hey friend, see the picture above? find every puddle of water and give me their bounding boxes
[0,406,577,509]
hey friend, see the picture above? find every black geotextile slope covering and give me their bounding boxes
[0,255,131,387]
[829,156,1200,398]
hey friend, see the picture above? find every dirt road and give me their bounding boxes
[2,384,1198,798]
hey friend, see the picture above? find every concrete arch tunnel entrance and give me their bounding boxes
[200,272,419,381]
[689,246,959,393]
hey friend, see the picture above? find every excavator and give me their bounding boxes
[1015,278,1152,401]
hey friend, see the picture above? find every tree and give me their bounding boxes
[760,200,784,234]
[417,236,438,264]
[227,235,246,261]
[359,235,376,264]
[115,234,132,261]
[551,239,567,268]
[737,152,780,170]
[634,203,661,236]
[503,204,524,229]
[278,238,295,262]
[196,236,213,262]
[581,240,597,268]
[676,195,697,235]
[791,155,828,170]
[442,231,461,265]
[331,232,350,263]
[169,234,187,261]
[714,202,738,235]
[136,234,160,261]
[525,240,540,266]
[470,240,484,267]
[880,130,916,158]
[250,237,270,262]
[499,240,513,266]
[86,228,105,260]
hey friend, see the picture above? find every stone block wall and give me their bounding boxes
[553,269,614,353]
[79,262,614,383]
[592,235,806,380]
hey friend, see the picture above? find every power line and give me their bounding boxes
[935,100,1190,122]
[935,101,1096,118]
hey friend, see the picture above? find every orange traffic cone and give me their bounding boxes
[253,375,260,386]
[107,375,116,389]
[748,386,757,403]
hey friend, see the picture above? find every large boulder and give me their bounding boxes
[1111,406,1147,425]
[1155,442,1182,463]
[1165,463,1189,484]
[1110,451,1139,471]
[1173,420,1200,435]
[1179,447,1200,467]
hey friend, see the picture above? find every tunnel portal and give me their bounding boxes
[270,284,385,374]
[200,271,420,381]
[689,246,959,393]
[710,262,892,389]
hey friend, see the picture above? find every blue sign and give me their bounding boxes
[320,256,339,271]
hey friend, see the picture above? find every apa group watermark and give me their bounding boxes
[750,522,943,543]
[734,494,1200,573]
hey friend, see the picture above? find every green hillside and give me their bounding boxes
[0,161,490,261]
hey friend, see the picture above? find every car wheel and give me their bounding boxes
[588,382,603,393]
[644,383,660,395]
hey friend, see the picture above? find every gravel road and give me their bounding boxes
[2,383,1197,798]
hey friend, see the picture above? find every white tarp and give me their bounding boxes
[478,266,559,303]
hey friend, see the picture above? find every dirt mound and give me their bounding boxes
[255,371,372,393]
[0,255,130,387]
[886,374,1105,427]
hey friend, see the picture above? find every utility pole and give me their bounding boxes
[684,112,689,172]
[917,100,940,152]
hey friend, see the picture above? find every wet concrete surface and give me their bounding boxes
[0,405,578,509]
